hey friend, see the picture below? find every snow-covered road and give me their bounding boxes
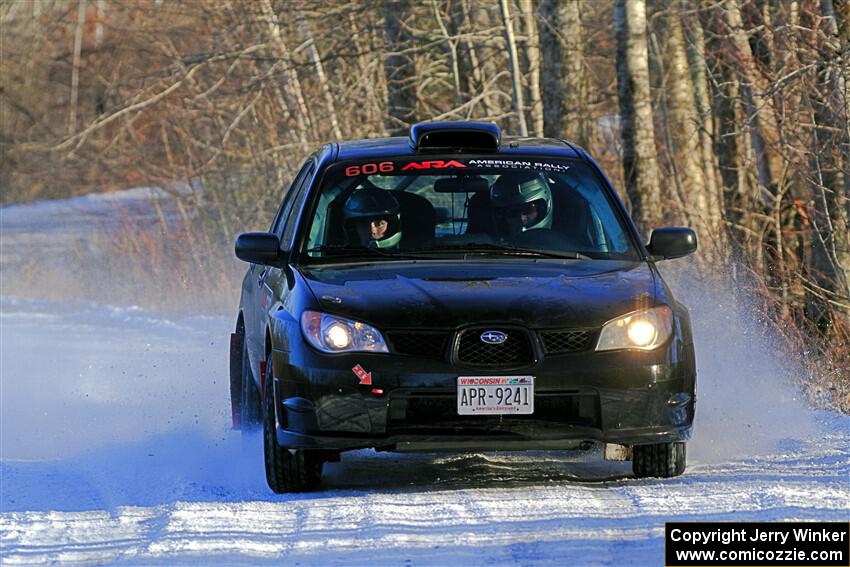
[1,191,848,565]
[1,298,847,565]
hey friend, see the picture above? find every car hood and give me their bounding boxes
[299,260,658,329]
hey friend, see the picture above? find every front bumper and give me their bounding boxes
[271,338,696,452]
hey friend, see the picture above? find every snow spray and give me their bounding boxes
[658,261,818,464]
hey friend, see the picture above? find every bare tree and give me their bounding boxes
[499,0,529,136]
[681,0,721,216]
[297,12,342,140]
[538,0,587,145]
[807,0,850,330]
[538,0,564,138]
[615,0,662,232]
[259,0,312,147]
[519,0,544,136]
[659,1,725,258]
[383,0,417,135]
[560,0,588,147]
[68,0,88,135]
[722,0,782,201]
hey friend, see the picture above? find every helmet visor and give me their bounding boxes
[496,199,548,228]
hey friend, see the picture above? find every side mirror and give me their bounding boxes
[646,227,698,260]
[235,232,283,265]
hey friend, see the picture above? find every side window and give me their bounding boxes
[280,163,316,248]
[270,161,313,234]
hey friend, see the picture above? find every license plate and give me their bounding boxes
[457,376,534,415]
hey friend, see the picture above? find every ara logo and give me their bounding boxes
[480,330,508,344]
[401,160,466,171]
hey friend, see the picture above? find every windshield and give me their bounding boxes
[302,157,639,261]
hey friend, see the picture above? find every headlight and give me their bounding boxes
[595,306,673,351]
[301,310,389,354]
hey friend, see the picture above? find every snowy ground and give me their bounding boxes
[1,191,848,565]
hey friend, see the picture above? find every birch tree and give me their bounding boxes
[660,2,725,257]
[538,0,587,145]
[681,1,721,215]
[259,0,311,147]
[615,0,662,232]
[520,0,544,137]
[499,0,529,136]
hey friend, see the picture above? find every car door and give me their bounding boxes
[245,161,315,380]
[258,161,316,336]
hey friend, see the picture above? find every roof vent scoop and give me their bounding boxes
[410,121,501,152]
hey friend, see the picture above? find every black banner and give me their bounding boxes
[665,522,849,566]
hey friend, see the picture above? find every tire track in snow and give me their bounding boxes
[3,453,847,565]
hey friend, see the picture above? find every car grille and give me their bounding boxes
[386,331,450,360]
[455,328,534,367]
[538,329,597,354]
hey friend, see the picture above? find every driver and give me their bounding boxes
[491,171,553,235]
[343,187,403,249]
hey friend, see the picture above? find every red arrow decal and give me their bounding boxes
[352,364,372,385]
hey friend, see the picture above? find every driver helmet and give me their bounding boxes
[491,171,553,234]
[343,187,402,248]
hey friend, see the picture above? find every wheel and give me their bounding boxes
[229,330,244,428]
[632,442,686,478]
[229,329,257,430]
[239,338,262,433]
[262,352,323,493]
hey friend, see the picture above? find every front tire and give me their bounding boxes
[632,442,686,478]
[262,352,323,493]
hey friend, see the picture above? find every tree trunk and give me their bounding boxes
[538,0,587,144]
[95,0,105,48]
[661,2,725,258]
[499,0,529,136]
[722,0,782,202]
[348,11,383,135]
[259,0,311,146]
[452,0,481,111]
[520,0,544,137]
[828,0,850,210]
[68,0,88,135]
[682,0,722,226]
[383,0,417,135]
[808,0,850,330]
[615,0,663,233]
[560,0,588,147]
[297,12,342,140]
[538,0,563,138]
[462,2,503,119]
[432,0,463,103]
[707,15,759,235]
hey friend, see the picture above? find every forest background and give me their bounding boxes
[1,0,848,410]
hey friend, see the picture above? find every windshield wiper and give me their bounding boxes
[407,243,592,260]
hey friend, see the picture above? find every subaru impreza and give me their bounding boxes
[230,122,698,492]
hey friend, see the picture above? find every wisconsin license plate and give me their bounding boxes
[457,376,534,415]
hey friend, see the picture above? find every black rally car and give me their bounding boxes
[230,122,698,493]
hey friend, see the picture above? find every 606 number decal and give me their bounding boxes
[345,162,394,176]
